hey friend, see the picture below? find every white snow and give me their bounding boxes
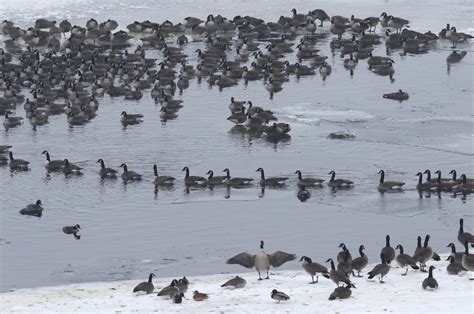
[1,255,472,313]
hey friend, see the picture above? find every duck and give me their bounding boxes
[120,163,142,181]
[382,89,409,101]
[97,159,117,178]
[63,224,81,239]
[413,234,434,272]
[327,171,353,188]
[295,170,324,187]
[63,159,82,176]
[256,168,288,187]
[367,253,391,283]
[422,266,438,290]
[8,151,29,171]
[461,241,474,274]
[222,168,253,187]
[193,290,209,301]
[300,256,330,283]
[120,111,143,125]
[395,244,419,275]
[351,245,368,277]
[42,150,64,172]
[182,166,206,186]
[377,170,405,191]
[458,218,474,247]
[226,240,296,280]
[271,289,290,303]
[133,273,156,294]
[446,256,466,275]
[221,276,246,289]
[153,164,175,186]
[206,170,226,186]
[326,258,352,287]
[19,200,43,217]
[157,280,180,299]
[328,283,356,300]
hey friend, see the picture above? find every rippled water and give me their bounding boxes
[0,0,473,291]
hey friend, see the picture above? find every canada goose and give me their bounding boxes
[229,97,246,113]
[97,159,117,178]
[380,235,395,263]
[337,249,353,276]
[159,107,178,120]
[120,163,142,181]
[351,245,368,277]
[455,174,474,193]
[120,111,143,125]
[176,276,189,293]
[256,168,288,187]
[173,292,184,304]
[371,62,395,78]
[330,18,348,39]
[422,266,438,290]
[329,283,356,300]
[133,273,155,294]
[227,107,247,124]
[42,150,64,172]
[337,243,352,263]
[368,52,394,67]
[319,62,332,77]
[222,168,253,187]
[446,27,461,48]
[19,200,43,217]
[395,244,419,275]
[461,241,474,276]
[458,218,474,247]
[0,145,12,154]
[416,172,437,191]
[433,170,457,191]
[327,171,353,188]
[343,54,357,70]
[367,253,390,283]
[387,15,409,33]
[300,256,330,283]
[63,159,82,176]
[382,89,409,101]
[295,170,324,187]
[297,186,311,202]
[63,224,81,239]
[30,111,49,126]
[206,170,226,186]
[157,280,180,299]
[4,111,23,129]
[182,166,206,186]
[9,151,29,171]
[271,289,290,303]
[221,276,246,288]
[226,240,296,280]
[447,243,464,263]
[446,256,466,275]
[413,235,434,272]
[193,290,209,301]
[326,258,352,287]
[153,164,175,185]
[266,78,282,93]
[377,170,405,191]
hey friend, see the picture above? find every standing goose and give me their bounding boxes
[337,249,353,276]
[271,289,290,303]
[256,168,288,187]
[182,166,207,186]
[447,243,464,263]
[337,243,352,263]
[300,256,330,283]
[327,171,353,188]
[377,170,404,191]
[63,224,81,239]
[222,168,253,187]
[120,163,142,181]
[326,258,352,287]
[221,276,246,288]
[9,151,29,171]
[461,241,474,276]
[367,253,390,283]
[157,280,180,299]
[329,283,356,300]
[381,235,395,264]
[226,240,296,280]
[206,170,226,186]
[19,200,43,217]
[133,273,156,294]
[153,164,175,185]
[446,256,466,275]
[41,150,64,172]
[413,235,434,272]
[351,245,368,277]
[458,218,474,247]
[295,170,324,187]
[422,266,438,290]
[97,159,117,178]
[63,159,82,176]
[395,244,419,275]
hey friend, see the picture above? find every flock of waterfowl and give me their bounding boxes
[129,220,474,304]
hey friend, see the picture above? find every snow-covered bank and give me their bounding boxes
[1,256,472,313]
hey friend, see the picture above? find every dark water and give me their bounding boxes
[0,0,473,291]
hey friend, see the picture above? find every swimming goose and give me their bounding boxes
[300,256,330,283]
[159,107,178,120]
[63,159,82,176]
[226,240,296,280]
[367,52,394,67]
[120,111,143,125]
[133,273,155,294]
[297,186,311,202]
[63,224,81,239]
[206,170,226,186]
[229,97,246,113]
[153,164,175,185]
[422,266,438,290]
[455,174,474,193]
[120,163,142,181]
[395,244,419,275]
[327,171,353,188]
[157,280,180,299]
[222,168,253,187]
[0,145,12,154]
[295,170,324,187]
[446,256,466,275]
[351,245,368,277]
[97,159,117,178]
[382,89,409,101]
[416,172,437,191]
[271,289,290,303]
[193,290,209,301]
[343,54,357,70]
[329,283,355,300]
[413,234,434,272]
[182,166,206,186]
[461,241,474,275]
[377,170,405,191]
[433,170,457,191]
[256,168,288,187]
[458,218,474,247]
[227,107,247,124]
[3,111,23,129]
[367,253,390,283]
[447,243,464,263]
[319,62,332,77]
[42,150,64,172]
[19,200,43,217]
[221,276,246,288]
[326,258,352,287]
[9,151,29,171]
